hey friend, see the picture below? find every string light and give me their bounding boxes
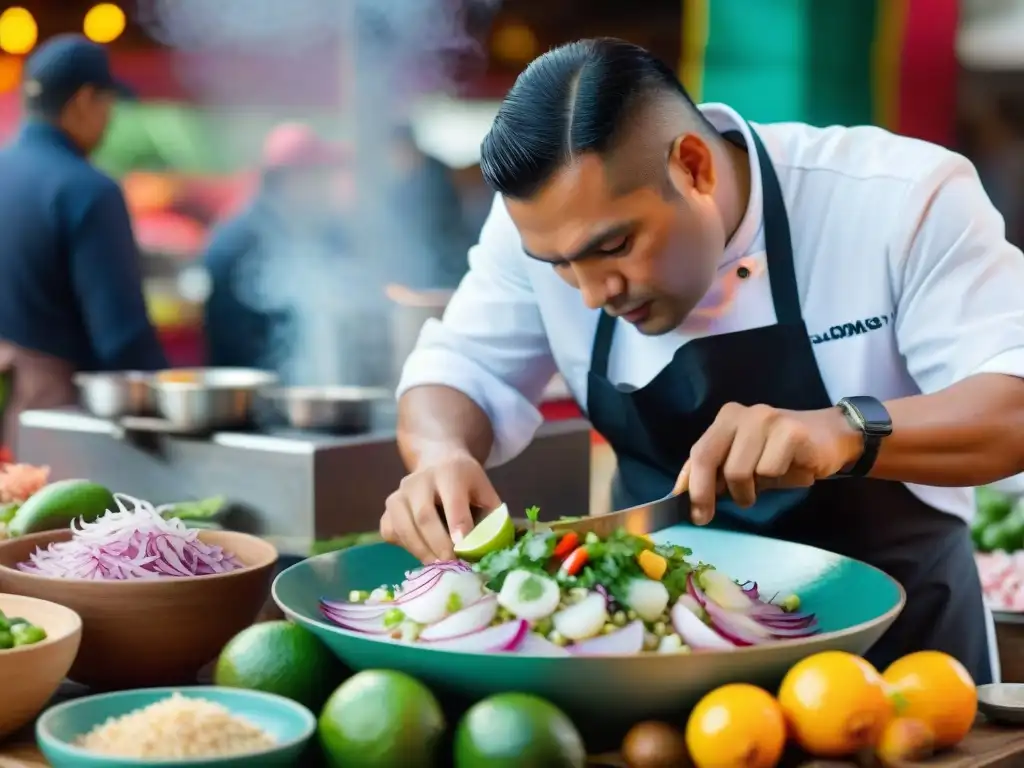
[0,7,37,56]
[84,3,127,44]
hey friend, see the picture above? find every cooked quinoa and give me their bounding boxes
[75,692,276,759]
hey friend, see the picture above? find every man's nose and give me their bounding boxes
[576,266,622,310]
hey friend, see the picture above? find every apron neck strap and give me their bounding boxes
[589,123,801,379]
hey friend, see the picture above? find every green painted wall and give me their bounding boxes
[701,0,878,127]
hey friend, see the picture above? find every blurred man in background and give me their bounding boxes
[386,124,473,289]
[0,34,166,449]
[202,123,352,379]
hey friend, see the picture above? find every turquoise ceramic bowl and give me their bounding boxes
[273,526,904,743]
[36,687,316,768]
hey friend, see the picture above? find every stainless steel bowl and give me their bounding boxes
[74,372,154,419]
[151,368,279,431]
[261,386,391,433]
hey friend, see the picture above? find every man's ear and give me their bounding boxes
[667,132,716,196]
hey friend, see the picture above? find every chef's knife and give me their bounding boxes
[541,490,690,539]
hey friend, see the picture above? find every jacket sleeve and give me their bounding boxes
[68,180,168,371]
[396,194,558,467]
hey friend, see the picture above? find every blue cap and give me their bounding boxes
[22,34,135,113]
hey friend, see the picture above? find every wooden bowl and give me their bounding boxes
[0,593,82,740]
[0,530,277,690]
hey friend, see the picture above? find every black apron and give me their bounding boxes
[585,128,993,684]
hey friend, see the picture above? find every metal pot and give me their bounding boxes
[74,372,154,419]
[261,386,391,433]
[151,368,279,431]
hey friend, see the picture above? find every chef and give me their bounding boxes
[382,39,1024,684]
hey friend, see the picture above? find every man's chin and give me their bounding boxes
[633,311,678,337]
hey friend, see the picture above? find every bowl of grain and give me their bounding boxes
[0,527,278,689]
[0,594,82,740]
[36,686,316,768]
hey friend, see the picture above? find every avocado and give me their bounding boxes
[6,479,116,537]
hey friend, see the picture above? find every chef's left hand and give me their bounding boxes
[674,403,863,525]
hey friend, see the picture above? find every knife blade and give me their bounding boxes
[540,491,690,539]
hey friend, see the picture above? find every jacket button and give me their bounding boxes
[736,265,751,279]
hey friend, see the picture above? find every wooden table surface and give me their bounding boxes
[4,699,1024,768]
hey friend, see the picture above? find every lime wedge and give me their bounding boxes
[454,504,515,561]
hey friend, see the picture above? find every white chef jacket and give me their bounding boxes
[398,103,1024,523]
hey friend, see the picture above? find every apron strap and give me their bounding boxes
[748,128,802,326]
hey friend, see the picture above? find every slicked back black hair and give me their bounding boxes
[480,38,709,200]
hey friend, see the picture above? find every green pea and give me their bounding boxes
[0,630,13,649]
[652,621,668,637]
[547,631,568,647]
[780,594,801,613]
[532,617,553,636]
[612,611,627,627]
[12,623,46,646]
[383,608,405,629]
[347,590,370,603]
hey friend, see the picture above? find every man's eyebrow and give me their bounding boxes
[522,223,635,264]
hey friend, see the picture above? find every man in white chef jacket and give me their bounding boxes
[382,39,1024,683]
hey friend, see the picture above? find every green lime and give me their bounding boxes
[454,692,586,768]
[319,670,445,768]
[214,621,347,712]
[454,503,515,562]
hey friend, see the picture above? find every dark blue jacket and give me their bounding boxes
[0,122,167,371]
[202,200,288,370]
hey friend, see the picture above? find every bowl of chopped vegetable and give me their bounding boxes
[273,518,904,742]
[0,593,82,740]
[37,686,316,767]
[0,495,278,690]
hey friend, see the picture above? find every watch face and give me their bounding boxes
[845,397,893,437]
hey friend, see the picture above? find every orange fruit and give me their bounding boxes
[875,717,936,766]
[685,683,786,768]
[777,651,893,758]
[882,651,977,749]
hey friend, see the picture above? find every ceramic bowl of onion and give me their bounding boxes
[0,495,278,690]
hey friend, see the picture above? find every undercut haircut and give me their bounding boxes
[480,38,714,200]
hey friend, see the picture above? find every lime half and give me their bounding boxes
[454,503,515,561]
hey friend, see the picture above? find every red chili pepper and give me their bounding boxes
[561,546,589,576]
[552,532,579,559]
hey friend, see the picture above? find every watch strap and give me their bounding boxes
[836,396,892,477]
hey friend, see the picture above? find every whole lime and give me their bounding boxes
[454,692,586,767]
[214,620,346,711]
[319,670,446,768]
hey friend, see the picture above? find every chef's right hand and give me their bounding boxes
[380,451,501,563]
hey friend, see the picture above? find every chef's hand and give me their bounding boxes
[380,451,502,563]
[673,403,863,526]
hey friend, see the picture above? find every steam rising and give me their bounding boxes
[138,0,498,387]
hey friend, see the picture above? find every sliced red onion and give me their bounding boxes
[319,603,392,634]
[686,572,707,607]
[568,620,645,655]
[703,601,771,646]
[322,573,444,617]
[418,595,498,641]
[420,619,529,653]
[760,621,819,638]
[15,494,243,580]
[670,601,734,650]
[515,632,572,657]
[740,580,760,600]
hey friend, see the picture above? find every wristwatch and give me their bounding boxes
[835,396,892,477]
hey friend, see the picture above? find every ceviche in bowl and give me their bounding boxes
[318,518,820,656]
